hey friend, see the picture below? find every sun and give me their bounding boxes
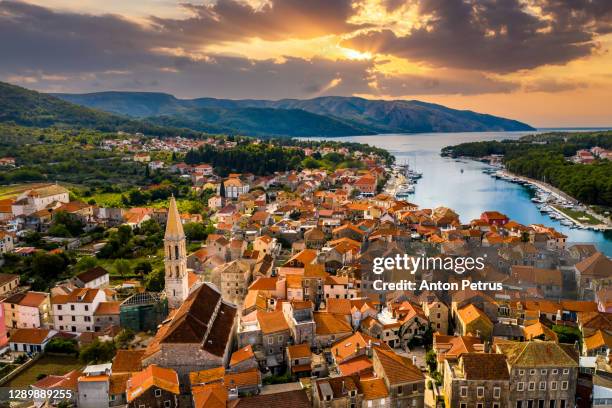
[340,47,373,61]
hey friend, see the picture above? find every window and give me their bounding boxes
[84,305,89,311]
[477,404,483,408]
[460,386,468,397]
[530,369,536,375]
[539,381,546,390]
[277,335,283,342]
[549,401,556,408]
[494,387,501,398]
[517,382,525,391]
[155,389,162,397]
[58,316,63,321]
[562,369,569,375]
[493,404,500,408]
[477,387,484,398]
[460,404,467,408]
[70,305,75,311]
[552,369,558,375]
[561,381,568,390]
[412,384,418,392]
[560,401,566,408]
[57,305,62,310]
[164,401,171,408]
[516,402,523,408]
[267,337,273,345]
[397,386,403,395]
[518,369,525,376]
[541,369,547,375]
[528,382,535,391]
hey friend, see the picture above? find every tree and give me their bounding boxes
[75,256,98,271]
[79,339,116,364]
[114,259,131,277]
[426,349,437,373]
[31,252,68,281]
[146,268,165,292]
[134,260,153,276]
[184,222,207,241]
[45,338,78,354]
[51,211,85,236]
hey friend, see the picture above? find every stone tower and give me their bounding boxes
[164,196,189,309]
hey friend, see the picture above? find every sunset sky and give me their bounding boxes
[1,0,611,127]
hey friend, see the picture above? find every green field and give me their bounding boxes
[4,354,82,388]
[553,205,600,225]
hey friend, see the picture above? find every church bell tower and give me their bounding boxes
[164,196,189,309]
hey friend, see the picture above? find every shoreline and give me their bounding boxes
[496,168,612,231]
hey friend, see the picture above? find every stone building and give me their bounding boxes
[142,282,237,385]
[495,341,579,408]
[443,353,510,408]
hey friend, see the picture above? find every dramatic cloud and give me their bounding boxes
[151,0,361,44]
[345,0,612,72]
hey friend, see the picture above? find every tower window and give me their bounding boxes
[176,265,180,277]
[175,245,179,259]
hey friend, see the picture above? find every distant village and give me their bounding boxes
[0,135,611,408]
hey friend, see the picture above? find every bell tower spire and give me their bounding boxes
[164,196,188,309]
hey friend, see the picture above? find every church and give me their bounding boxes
[141,197,237,384]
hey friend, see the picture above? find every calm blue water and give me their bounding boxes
[307,131,612,256]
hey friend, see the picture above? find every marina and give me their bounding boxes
[309,130,612,256]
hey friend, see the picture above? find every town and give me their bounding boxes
[0,134,611,408]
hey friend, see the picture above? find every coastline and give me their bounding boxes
[495,168,612,231]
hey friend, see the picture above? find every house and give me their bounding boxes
[112,349,145,375]
[422,295,449,334]
[443,353,510,408]
[0,273,19,296]
[51,287,106,333]
[330,332,391,365]
[511,265,563,298]
[287,343,312,379]
[9,328,56,353]
[456,304,493,340]
[0,231,14,254]
[211,260,252,305]
[282,300,315,346]
[229,345,258,372]
[480,211,509,226]
[230,389,311,408]
[304,227,326,249]
[314,375,363,408]
[77,363,111,408]
[133,153,151,162]
[575,252,612,299]
[433,334,485,370]
[495,341,579,408]
[11,184,70,216]
[314,312,353,348]
[142,283,237,384]
[93,301,120,332]
[222,177,250,199]
[372,347,425,408]
[126,365,180,408]
[354,174,377,195]
[583,330,612,357]
[31,369,80,407]
[2,291,50,329]
[73,266,110,289]
[257,310,291,373]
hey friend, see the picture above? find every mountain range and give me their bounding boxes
[0,80,535,138]
[55,92,535,136]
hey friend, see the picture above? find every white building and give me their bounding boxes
[11,184,70,216]
[221,177,250,199]
[77,363,111,408]
[51,288,106,333]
